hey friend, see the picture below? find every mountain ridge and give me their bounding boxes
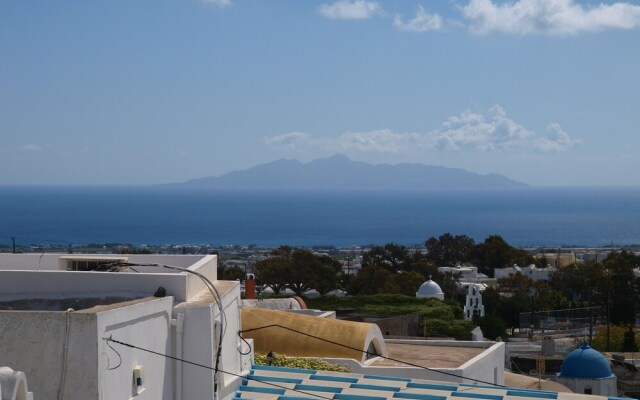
[170,155,528,189]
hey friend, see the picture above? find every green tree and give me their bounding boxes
[289,249,340,296]
[347,267,392,295]
[604,251,639,325]
[256,246,342,296]
[390,271,425,297]
[362,243,411,272]
[591,325,640,352]
[470,235,534,277]
[220,266,246,281]
[473,314,507,340]
[425,233,475,267]
[550,261,606,307]
[255,256,290,295]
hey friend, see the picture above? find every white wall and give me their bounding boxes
[0,310,98,399]
[0,254,63,270]
[0,253,213,273]
[177,305,215,400]
[557,376,617,397]
[0,258,216,303]
[0,253,247,400]
[176,281,246,400]
[98,297,174,400]
[0,297,174,400]
[457,341,504,385]
[0,270,188,302]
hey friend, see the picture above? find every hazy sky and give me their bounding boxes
[1,0,639,186]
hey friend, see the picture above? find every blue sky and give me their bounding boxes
[1,0,639,186]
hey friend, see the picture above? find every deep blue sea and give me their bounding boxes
[1,186,639,247]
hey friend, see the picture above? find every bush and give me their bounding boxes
[473,314,507,340]
[421,318,474,339]
[422,319,452,337]
[254,353,349,372]
[591,325,640,352]
[306,294,471,339]
[448,319,474,339]
[421,304,454,320]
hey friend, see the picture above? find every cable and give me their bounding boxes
[96,261,503,389]
[238,332,253,356]
[103,337,332,400]
[57,308,74,400]
[239,324,507,388]
[104,335,123,370]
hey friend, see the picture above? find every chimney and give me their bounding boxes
[245,273,256,300]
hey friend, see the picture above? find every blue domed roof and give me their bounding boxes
[559,343,613,379]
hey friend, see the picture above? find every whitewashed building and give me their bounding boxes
[0,253,252,400]
[494,264,556,283]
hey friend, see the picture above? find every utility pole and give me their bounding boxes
[11,237,16,254]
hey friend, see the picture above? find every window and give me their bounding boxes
[65,258,126,271]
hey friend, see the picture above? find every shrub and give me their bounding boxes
[254,353,350,372]
[422,318,452,337]
[473,314,507,340]
[591,325,640,352]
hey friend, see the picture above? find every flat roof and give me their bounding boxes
[0,296,154,312]
[370,342,485,368]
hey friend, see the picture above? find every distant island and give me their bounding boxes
[169,155,528,189]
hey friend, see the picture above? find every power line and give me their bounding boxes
[103,336,333,400]
[239,324,506,388]
[102,262,504,389]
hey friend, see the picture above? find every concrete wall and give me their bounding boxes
[0,253,212,273]
[178,305,215,400]
[0,256,217,304]
[0,254,63,270]
[98,297,174,400]
[0,253,248,400]
[0,297,174,400]
[176,282,246,400]
[557,376,617,397]
[457,341,505,385]
[0,310,98,400]
[0,270,188,302]
[371,314,421,337]
[218,284,246,400]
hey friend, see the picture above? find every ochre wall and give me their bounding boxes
[241,307,385,363]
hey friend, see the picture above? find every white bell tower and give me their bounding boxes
[464,283,485,321]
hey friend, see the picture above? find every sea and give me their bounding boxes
[1,186,639,248]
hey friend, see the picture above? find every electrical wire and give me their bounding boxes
[104,334,123,370]
[95,261,504,389]
[239,324,507,388]
[103,337,332,400]
[57,308,74,400]
[238,333,253,356]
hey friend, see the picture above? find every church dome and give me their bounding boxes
[559,343,613,379]
[416,279,444,300]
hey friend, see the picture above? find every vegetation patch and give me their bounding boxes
[307,294,471,339]
[254,353,350,372]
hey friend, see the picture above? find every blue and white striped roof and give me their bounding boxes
[235,364,626,400]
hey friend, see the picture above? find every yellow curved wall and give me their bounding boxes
[241,308,386,363]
